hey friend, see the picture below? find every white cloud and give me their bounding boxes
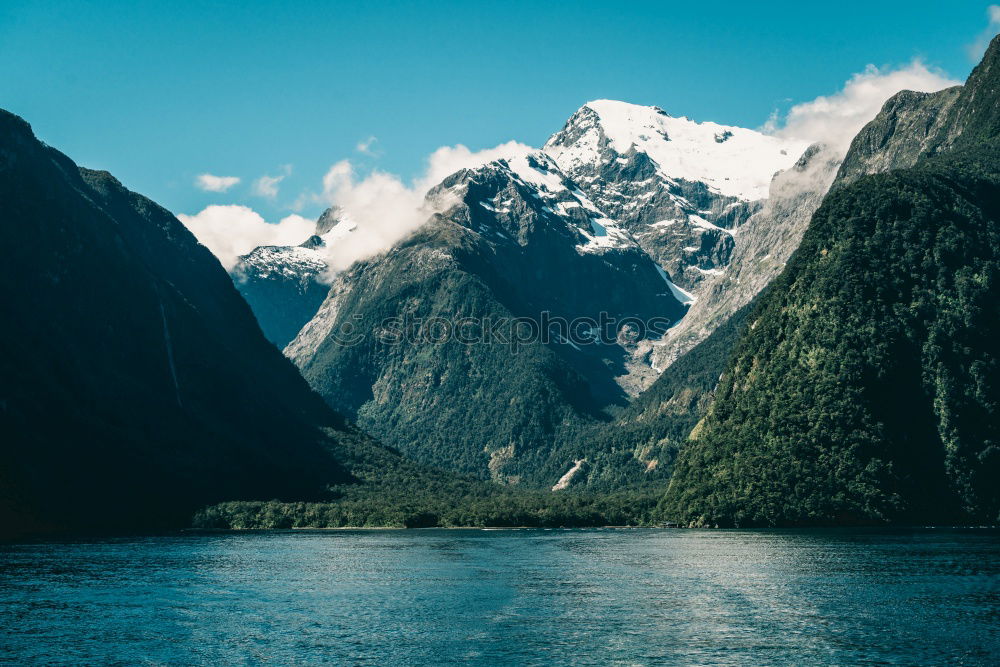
[967,5,1000,62]
[317,140,533,272]
[356,136,380,156]
[178,140,531,276]
[195,173,240,193]
[765,61,960,152]
[177,205,314,271]
[252,165,292,199]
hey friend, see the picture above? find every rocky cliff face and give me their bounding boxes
[543,100,807,293]
[649,143,843,369]
[835,88,963,183]
[837,34,1000,183]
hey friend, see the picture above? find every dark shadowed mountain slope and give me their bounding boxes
[0,111,416,535]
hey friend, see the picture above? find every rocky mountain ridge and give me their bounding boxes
[543,100,808,294]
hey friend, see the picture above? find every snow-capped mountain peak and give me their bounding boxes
[544,99,809,201]
[231,207,355,348]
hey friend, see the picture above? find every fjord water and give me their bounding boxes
[1,529,997,665]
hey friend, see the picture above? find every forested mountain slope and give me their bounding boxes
[281,103,809,486]
[660,36,1000,526]
[543,301,754,492]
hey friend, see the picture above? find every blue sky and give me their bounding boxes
[0,1,996,222]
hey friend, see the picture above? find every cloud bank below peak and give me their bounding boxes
[764,60,961,152]
[179,140,533,275]
[178,205,314,271]
[317,140,532,272]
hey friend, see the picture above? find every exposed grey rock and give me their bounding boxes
[543,106,764,294]
[651,143,843,371]
[836,87,962,184]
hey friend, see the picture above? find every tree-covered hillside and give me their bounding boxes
[288,219,607,485]
[661,145,1000,526]
[546,302,752,492]
[660,34,1000,527]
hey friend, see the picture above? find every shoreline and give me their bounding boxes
[180,524,1000,534]
[6,524,997,543]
